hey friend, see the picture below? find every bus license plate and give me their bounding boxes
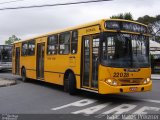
[129,87,137,91]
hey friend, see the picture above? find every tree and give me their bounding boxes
[110,12,133,20]
[137,15,160,42]
[111,13,124,19]
[137,15,156,24]
[5,35,21,45]
[124,13,133,20]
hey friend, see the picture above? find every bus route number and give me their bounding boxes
[113,72,129,77]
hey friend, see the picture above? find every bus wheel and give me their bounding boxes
[21,68,27,82]
[68,73,77,95]
[64,77,69,92]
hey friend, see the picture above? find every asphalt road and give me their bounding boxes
[0,71,160,120]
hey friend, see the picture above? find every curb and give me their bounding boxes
[151,75,160,80]
[0,79,17,87]
[151,78,160,80]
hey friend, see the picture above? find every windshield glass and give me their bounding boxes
[0,45,12,62]
[101,33,150,68]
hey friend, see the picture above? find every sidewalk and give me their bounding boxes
[0,78,17,87]
[151,74,160,80]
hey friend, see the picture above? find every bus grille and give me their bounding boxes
[119,78,143,86]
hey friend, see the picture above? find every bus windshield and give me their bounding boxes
[0,45,12,62]
[101,33,150,68]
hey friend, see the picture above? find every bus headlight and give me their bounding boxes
[112,81,118,86]
[106,79,112,83]
[106,79,118,86]
[143,78,150,84]
[146,78,150,82]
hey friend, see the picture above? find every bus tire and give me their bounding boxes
[21,68,27,82]
[64,77,69,92]
[68,73,77,95]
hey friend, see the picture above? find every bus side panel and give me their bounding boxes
[73,32,83,89]
[44,32,81,88]
[20,56,36,79]
[12,58,15,74]
[75,76,80,89]
[44,55,69,85]
[26,69,36,79]
[44,72,63,85]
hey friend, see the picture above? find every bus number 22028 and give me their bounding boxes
[113,72,129,77]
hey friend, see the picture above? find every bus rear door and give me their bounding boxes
[15,47,20,75]
[36,43,45,79]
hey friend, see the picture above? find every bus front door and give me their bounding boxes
[15,47,20,75]
[82,35,100,90]
[36,43,45,79]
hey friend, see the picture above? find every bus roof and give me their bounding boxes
[14,18,147,44]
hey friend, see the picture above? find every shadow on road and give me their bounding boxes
[25,79,142,104]
[27,79,64,91]
[79,91,142,104]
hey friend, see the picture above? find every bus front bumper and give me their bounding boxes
[98,81,152,94]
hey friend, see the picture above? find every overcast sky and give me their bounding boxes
[0,0,160,44]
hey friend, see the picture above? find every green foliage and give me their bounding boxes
[124,13,133,20]
[137,15,160,42]
[155,36,160,42]
[137,15,156,25]
[110,13,160,42]
[110,12,133,20]
[156,15,160,20]
[5,35,21,45]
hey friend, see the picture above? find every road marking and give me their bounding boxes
[51,99,97,110]
[51,99,160,118]
[113,97,160,104]
[141,99,160,104]
[96,104,137,118]
[72,103,111,115]
[51,98,160,111]
[134,106,160,114]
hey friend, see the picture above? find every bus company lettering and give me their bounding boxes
[47,57,56,60]
[86,28,96,33]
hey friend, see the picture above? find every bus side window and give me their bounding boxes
[71,30,78,54]
[28,40,35,56]
[22,42,28,56]
[47,35,58,55]
[59,32,70,54]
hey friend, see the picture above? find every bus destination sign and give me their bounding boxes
[105,21,148,34]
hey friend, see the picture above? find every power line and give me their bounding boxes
[0,0,112,11]
[0,0,25,5]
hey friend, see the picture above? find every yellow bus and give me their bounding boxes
[12,19,152,95]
